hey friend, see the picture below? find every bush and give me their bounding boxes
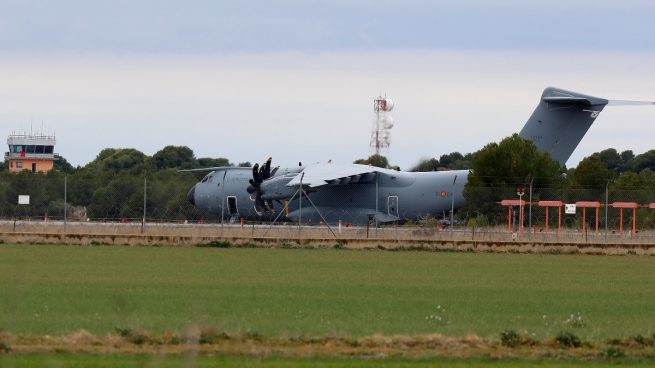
[555,331,582,348]
[601,346,625,359]
[632,334,653,346]
[0,340,11,353]
[500,329,521,347]
[114,327,149,345]
[209,240,231,248]
[199,327,230,344]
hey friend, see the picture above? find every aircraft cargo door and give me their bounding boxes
[387,196,399,218]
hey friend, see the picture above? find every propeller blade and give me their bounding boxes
[251,157,276,215]
[608,100,655,106]
[262,157,272,180]
[252,163,262,184]
[255,195,267,212]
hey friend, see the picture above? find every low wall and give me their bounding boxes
[2,230,655,256]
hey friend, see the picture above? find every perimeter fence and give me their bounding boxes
[1,171,655,244]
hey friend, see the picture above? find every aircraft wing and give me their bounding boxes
[177,166,248,173]
[286,163,379,188]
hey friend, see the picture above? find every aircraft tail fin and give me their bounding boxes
[519,87,609,166]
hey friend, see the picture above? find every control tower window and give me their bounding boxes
[26,145,35,154]
[35,145,45,154]
[45,146,54,154]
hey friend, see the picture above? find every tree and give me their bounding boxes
[153,146,196,169]
[238,161,252,167]
[197,157,231,167]
[592,148,622,171]
[627,150,655,173]
[620,150,634,165]
[463,134,563,223]
[570,156,616,188]
[54,155,75,173]
[353,154,389,168]
[88,148,147,172]
[410,158,439,172]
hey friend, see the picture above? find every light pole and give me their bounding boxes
[516,188,525,232]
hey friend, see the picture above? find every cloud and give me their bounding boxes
[0,0,654,53]
[1,49,653,169]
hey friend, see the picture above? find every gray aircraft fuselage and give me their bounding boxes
[188,167,468,224]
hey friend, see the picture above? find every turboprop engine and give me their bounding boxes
[246,157,304,214]
[259,174,298,201]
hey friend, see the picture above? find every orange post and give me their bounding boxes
[633,207,637,235]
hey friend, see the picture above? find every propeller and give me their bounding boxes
[247,157,275,215]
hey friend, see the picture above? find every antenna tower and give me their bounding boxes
[370,95,395,155]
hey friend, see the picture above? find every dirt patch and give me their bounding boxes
[2,330,655,362]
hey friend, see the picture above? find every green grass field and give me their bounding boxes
[1,244,654,341]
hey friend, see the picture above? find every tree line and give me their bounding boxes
[2,142,655,226]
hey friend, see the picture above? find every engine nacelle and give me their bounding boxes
[260,174,299,200]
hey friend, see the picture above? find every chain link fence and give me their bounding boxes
[2,172,655,244]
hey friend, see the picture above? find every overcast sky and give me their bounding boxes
[1,0,654,168]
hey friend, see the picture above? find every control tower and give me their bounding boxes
[5,133,57,173]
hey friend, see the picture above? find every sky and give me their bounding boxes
[1,0,654,169]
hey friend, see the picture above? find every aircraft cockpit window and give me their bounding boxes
[208,175,214,183]
[201,174,210,183]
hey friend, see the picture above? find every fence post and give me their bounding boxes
[142,174,147,234]
[375,174,378,237]
[528,179,533,241]
[605,180,609,243]
[298,173,304,241]
[221,170,226,237]
[64,174,67,232]
[450,175,457,239]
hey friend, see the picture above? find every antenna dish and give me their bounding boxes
[383,116,394,129]
[384,99,394,111]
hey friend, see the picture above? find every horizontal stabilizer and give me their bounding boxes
[608,100,655,106]
[542,97,594,105]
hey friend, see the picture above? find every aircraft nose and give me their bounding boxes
[187,185,196,206]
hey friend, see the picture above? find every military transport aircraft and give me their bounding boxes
[185,87,654,225]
